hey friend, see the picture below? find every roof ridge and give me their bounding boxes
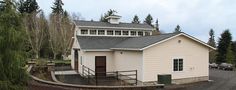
[76,20,151,25]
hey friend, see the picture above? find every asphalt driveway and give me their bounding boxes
[162,69,236,90]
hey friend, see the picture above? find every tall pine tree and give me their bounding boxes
[216,30,232,64]
[144,14,153,26]
[51,0,64,14]
[49,0,64,59]
[207,29,217,63]
[132,15,140,24]
[226,44,235,64]
[18,0,39,13]
[0,0,28,89]
[207,29,216,47]
[155,18,160,31]
[233,41,236,63]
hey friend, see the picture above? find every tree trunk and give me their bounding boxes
[35,54,39,59]
[53,53,57,60]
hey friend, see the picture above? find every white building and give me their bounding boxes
[71,15,215,84]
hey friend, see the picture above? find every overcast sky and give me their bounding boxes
[37,0,236,42]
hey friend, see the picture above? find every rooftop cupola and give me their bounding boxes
[106,15,121,24]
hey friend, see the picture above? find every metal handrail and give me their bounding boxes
[82,65,138,85]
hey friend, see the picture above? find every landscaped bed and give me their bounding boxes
[29,59,71,82]
[31,66,53,81]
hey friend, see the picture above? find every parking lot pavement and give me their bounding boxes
[161,69,236,90]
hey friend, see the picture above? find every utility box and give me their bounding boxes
[158,74,172,85]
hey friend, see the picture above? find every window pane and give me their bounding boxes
[81,29,88,34]
[179,59,183,71]
[90,30,96,35]
[123,31,129,35]
[138,31,143,36]
[107,30,113,35]
[173,59,178,71]
[98,30,105,35]
[115,31,121,35]
[145,32,150,36]
[131,31,136,36]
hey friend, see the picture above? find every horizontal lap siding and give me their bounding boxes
[71,36,80,69]
[114,51,143,81]
[81,51,114,72]
[143,36,209,82]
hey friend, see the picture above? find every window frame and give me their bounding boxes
[122,31,129,36]
[81,29,88,35]
[138,31,143,36]
[145,32,151,36]
[115,30,122,35]
[173,58,183,72]
[98,30,105,35]
[130,31,137,36]
[107,30,114,35]
[89,29,97,35]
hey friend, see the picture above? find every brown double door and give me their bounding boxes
[74,50,78,71]
[95,56,106,76]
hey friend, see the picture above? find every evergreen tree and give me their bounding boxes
[207,29,216,47]
[51,0,64,14]
[233,41,236,63]
[155,18,160,31]
[132,15,140,24]
[18,0,39,13]
[17,0,25,13]
[0,0,28,89]
[216,30,232,64]
[174,25,181,33]
[100,9,117,22]
[226,43,235,64]
[25,0,38,13]
[144,14,153,26]
[207,29,217,63]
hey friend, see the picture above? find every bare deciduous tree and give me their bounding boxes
[49,13,62,59]
[60,11,74,60]
[23,11,47,59]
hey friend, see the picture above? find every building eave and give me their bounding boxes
[82,49,113,52]
[140,33,216,50]
[77,26,154,31]
[110,48,142,51]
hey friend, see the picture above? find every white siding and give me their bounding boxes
[71,33,80,70]
[113,51,143,81]
[78,51,114,74]
[143,35,209,82]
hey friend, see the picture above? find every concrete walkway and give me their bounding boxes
[55,70,78,75]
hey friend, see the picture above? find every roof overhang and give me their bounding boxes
[110,48,142,51]
[78,26,155,31]
[77,32,216,52]
[105,15,121,19]
[140,33,216,50]
[82,49,113,52]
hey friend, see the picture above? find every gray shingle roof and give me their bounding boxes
[77,33,179,50]
[77,36,130,49]
[113,33,178,49]
[74,20,154,30]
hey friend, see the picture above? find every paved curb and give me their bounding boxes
[51,71,63,83]
[27,65,164,89]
